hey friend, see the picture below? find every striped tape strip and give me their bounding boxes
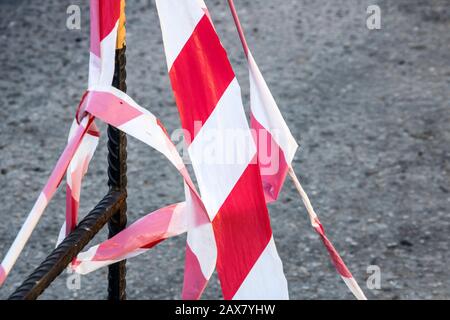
[71,85,213,299]
[156,0,288,300]
[0,116,94,287]
[0,0,120,286]
[57,0,119,246]
[228,0,366,300]
[74,0,289,300]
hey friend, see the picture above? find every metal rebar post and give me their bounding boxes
[107,0,128,300]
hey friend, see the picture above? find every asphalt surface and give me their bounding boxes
[1,0,450,300]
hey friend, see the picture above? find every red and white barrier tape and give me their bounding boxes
[74,85,212,299]
[228,0,366,300]
[56,0,120,247]
[0,116,94,286]
[1,0,367,301]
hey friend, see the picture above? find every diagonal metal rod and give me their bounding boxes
[8,191,126,300]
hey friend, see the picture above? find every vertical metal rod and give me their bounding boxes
[107,0,127,301]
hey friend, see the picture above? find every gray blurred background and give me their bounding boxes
[1,0,450,299]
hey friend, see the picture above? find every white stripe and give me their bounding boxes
[118,115,184,171]
[248,51,298,164]
[196,0,207,9]
[56,222,66,247]
[183,177,216,280]
[166,202,188,237]
[67,119,79,141]
[186,223,216,279]
[59,130,99,247]
[74,244,97,268]
[342,277,368,300]
[67,131,98,187]
[155,0,205,70]
[188,79,256,220]
[1,193,48,273]
[88,52,101,88]
[65,120,79,187]
[185,179,216,279]
[233,237,289,300]
[98,22,119,86]
[75,248,149,275]
[89,86,185,170]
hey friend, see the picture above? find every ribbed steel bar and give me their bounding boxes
[107,45,128,301]
[8,191,126,300]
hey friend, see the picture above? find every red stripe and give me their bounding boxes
[202,8,214,26]
[314,220,353,278]
[87,129,100,138]
[169,15,235,141]
[42,117,93,198]
[141,239,165,250]
[86,91,143,128]
[182,245,208,300]
[212,162,273,299]
[157,118,169,137]
[167,11,275,300]
[66,160,86,236]
[87,122,100,137]
[99,0,120,41]
[90,0,101,57]
[65,185,79,235]
[0,265,5,286]
[251,115,289,203]
[94,204,177,261]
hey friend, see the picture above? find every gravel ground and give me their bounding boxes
[1,0,450,300]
